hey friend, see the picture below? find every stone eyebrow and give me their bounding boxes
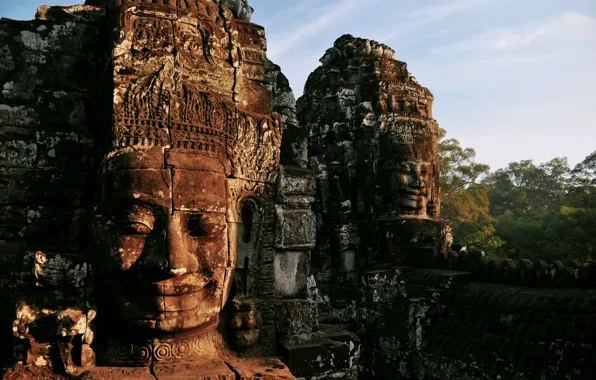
[106,195,168,213]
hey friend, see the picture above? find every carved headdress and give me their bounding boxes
[92,0,280,183]
[85,0,254,21]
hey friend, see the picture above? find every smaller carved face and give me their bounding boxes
[390,161,432,216]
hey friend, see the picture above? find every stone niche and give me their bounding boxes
[0,2,358,379]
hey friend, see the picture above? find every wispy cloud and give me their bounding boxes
[267,0,377,59]
[260,0,320,26]
[381,0,504,42]
[417,10,596,91]
[432,11,596,54]
[461,52,555,71]
[491,12,595,50]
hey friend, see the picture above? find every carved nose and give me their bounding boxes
[410,173,424,188]
[165,213,199,277]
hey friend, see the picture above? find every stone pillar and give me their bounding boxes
[274,166,318,333]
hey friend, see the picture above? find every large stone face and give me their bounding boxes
[85,0,284,365]
[0,1,306,377]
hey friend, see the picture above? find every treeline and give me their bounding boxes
[439,129,596,263]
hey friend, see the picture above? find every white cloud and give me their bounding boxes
[417,11,596,92]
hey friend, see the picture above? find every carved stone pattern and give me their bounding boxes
[89,1,217,20]
[383,119,437,146]
[277,210,317,249]
[114,78,281,165]
[170,83,240,157]
[242,49,264,64]
[114,75,171,148]
[236,22,266,52]
[176,24,212,68]
[226,178,273,222]
[130,17,174,56]
[230,115,282,183]
[235,21,263,36]
[238,33,265,50]
[107,334,221,364]
[242,63,267,81]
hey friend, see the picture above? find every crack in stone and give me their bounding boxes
[218,3,239,104]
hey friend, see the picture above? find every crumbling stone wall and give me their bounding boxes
[0,6,104,368]
[357,257,596,380]
[265,59,307,168]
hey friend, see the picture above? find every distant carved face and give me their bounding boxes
[93,153,234,336]
[396,160,431,212]
[387,160,432,217]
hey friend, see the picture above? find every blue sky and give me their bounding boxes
[2,0,595,171]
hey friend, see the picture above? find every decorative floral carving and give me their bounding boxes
[134,345,152,362]
[153,343,172,361]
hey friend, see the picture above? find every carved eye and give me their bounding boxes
[399,165,411,173]
[111,204,155,236]
[188,215,207,238]
[121,222,152,236]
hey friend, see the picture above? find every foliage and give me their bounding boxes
[439,129,595,263]
[438,128,490,222]
[462,221,506,254]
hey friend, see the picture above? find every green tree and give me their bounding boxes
[438,128,490,222]
[486,158,571,217]
[570,151,596,208]
[572,151,596,185]
[463,221,506,254]
[439,135,595,262]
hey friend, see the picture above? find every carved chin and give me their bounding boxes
[97,285,225,335]
[129,310,220,334]
[399,197,428,214]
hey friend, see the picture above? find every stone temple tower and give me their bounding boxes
[297,34,450,316]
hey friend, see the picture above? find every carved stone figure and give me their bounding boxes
[297,34,448,290]
[0,1,301,378]
[87,0,285,370]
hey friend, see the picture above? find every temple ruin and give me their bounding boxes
[0,1,595,379]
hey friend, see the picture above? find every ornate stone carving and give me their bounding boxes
[87,0,253,21]
[100,330,224,366]
[71,0,281,372]
[275,209,317,250]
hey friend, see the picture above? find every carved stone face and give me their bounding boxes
[377,119,439,219]
[394,160,431,214]
[93,150,234,336]
[380,159,433,218]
